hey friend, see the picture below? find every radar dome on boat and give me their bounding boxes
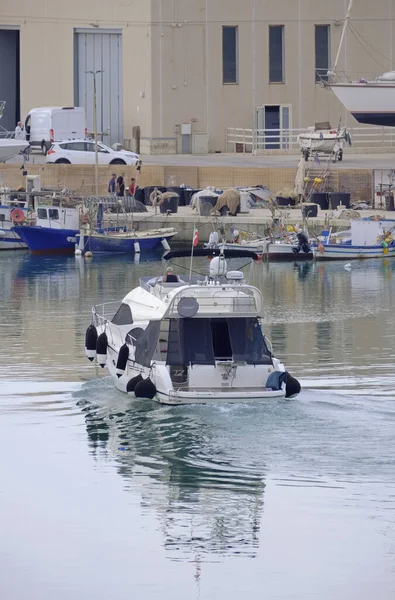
[209,255,227,277]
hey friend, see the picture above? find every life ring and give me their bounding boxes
[10,208,25,223]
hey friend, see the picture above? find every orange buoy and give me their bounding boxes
[10,208,25,223]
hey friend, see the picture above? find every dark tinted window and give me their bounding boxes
[37,208,47,219]
[223,26,238,84]
[315,25,330,82]
[112,303,133,325]
[48,209,59,220]
[69,142,87,151]
[269,26,284,83]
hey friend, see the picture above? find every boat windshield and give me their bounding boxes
[166,317,272,366]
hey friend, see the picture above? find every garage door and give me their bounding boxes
[74,30,123,146]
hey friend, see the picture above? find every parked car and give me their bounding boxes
[24,107,87,155]
[46,140,141,166]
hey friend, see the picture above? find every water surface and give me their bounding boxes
[1,251,394,599]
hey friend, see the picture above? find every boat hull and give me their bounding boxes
[77,230,176,254]
[12,226,77,254]
[102,347,289,405]
[218,241,312,261]
[313,244,395,260]
[329,83,395,127]
[0,139,29,162]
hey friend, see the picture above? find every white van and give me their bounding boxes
[24,106,87,155]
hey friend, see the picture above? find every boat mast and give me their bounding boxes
[331,0,354,76]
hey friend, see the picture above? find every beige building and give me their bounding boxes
[0,1,394,153]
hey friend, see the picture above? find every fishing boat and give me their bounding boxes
[84,247,301,405]
[13,202,81,255]
[14,200,177,255]
[75,227,177,254]
[205,229,313,261]
[313,218,395,260]
[298,123,351,162]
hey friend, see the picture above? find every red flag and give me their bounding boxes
[193,226,199,247]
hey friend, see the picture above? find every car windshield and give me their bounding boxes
[98,143,112,152]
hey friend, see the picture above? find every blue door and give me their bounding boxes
[264,106,280,149]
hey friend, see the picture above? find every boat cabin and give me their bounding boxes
[36,205,80,229]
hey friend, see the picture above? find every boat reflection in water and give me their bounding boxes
[75,379,266,561]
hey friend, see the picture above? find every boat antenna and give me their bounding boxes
[330,0,354,78]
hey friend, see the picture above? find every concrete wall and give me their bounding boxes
[1,1,394,152]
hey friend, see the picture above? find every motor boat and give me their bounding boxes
[0,138,29,163]
[204,229,313,261]
[0,100,29,162]
[84,248,301,405]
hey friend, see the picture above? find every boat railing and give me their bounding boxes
[92,301,121,321]
[226,125,395,153]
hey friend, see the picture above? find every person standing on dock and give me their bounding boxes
[117,173,125,197]
[14,121,25,140]
[108,173,116,197]
[128,177,136,198]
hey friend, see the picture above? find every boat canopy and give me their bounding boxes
[165,316,273,366]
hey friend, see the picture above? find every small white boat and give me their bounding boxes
[205,230,312,261]
[0,138,29,163]
[0,101,30,162]
[298,123,351,162]
[84,248,301,405]
[313,218,395,260]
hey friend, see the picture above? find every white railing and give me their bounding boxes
[225,126,395,154]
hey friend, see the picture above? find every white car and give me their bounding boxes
[46,139,141,166]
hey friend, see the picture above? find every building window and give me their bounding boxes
[269,26,284,83]
[315,25,330,82]
[223,26,238,84]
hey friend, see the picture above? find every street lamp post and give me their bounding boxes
[85,69,103,196]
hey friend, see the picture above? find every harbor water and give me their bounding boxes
[1,251,395,599]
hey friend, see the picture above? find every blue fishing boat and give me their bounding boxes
[13,203,80,255]
[13,199,178,255]
[76,228,177,254]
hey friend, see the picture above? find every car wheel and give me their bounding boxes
[110,159,126,165]
[41,141,49,156]
[55,159,71,164]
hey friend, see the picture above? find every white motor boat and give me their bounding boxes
[84,248,301,405]
[298,123,351,162]
[0,138,29,162]
[0,100,30,162]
